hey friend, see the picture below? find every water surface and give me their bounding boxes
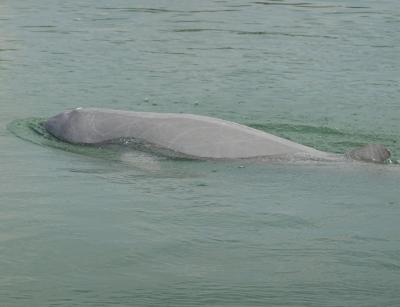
[1,0,400,306]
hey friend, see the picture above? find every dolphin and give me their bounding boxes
[44,108,391,163]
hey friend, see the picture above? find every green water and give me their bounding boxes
[1,0,400,306]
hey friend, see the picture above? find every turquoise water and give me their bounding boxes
[1,0,400,306]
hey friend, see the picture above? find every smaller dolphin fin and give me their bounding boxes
[346,144,391,163]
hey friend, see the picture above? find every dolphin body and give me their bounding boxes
[44,108,391,163]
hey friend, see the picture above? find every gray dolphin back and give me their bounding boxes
[44,108,329,160]
[44,108,392,163]
[346,144,391,163]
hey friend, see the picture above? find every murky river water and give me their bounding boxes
[1,0,400,306]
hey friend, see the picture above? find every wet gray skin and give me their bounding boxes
[45,108,391,163]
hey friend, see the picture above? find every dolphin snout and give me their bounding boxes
[45,112,69,140]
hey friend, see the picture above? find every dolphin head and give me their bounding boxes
[45,110,71,141]
[346,144,391,163]
[44,108,85,142]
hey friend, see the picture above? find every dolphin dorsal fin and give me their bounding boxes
[346,144,391,163]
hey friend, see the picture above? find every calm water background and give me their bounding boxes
[1,0,400,306]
